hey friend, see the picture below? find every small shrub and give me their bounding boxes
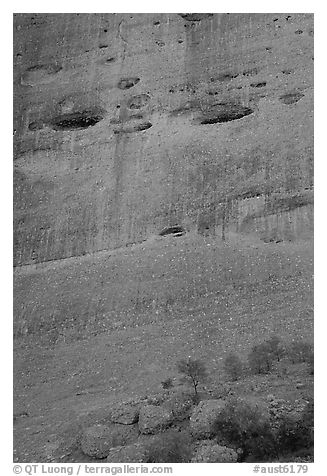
[161,378,174,390]
[224,353,244,381]
[277,401,314,456]
[287,341,313,364]
[264,335,285,362]
[144,430,192,463]
[176,358,207,402]
[248,343,274,374]
[213,398,278,461]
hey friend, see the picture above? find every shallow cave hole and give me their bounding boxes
[134,121,152,132]
[279,92,304,105]
[27,64,62,74]
[295,29,303,34]
[159,225,186,237]
[114,122,152,134]
[28,120,44,131]
[118,77,140,90]
[111,114,144,125]
[242,68,259,77]
[127,94,150,110]
[200,106,254,124]
[178,13,213,21]
[50,110,104,131]
[250,81,267,88]
[21,63,62,86]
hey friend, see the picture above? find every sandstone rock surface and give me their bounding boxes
[106,442,146,463]
[110,402,140,425]
[161,391,194,421]
[138,405,174,435]
[81,423,139,458]
[192,440,238,463]
[190,399,226,439]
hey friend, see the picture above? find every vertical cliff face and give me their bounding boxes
[13,13,313,266]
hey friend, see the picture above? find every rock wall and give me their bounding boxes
[13,13,313,267]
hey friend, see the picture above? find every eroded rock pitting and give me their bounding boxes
[279,92,305,105]
[103,57,116,64]
[158,225,186,237]
[28,120,44,131]
[250,81,267,88]
[110,114,144,125]
[200,104,254,124]
[178,13,214,22]
[127,94,151,110]
[217,72,239,82]
[21,63,62,86]
[113,121,152,134]
[118,78,140,90]
[242,68,260,76]
[50,109,105,131]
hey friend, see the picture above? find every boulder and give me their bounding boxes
[81,423,139,458]
[190,399,225,439]
[161,391,194,421]
[138,405,174,434]
[192,440,238,463]
[110,402,140,425]
[106,442,146,463]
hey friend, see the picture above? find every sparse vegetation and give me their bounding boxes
[224,352,244,381]
[176,358,207,402]
[213,397,278,461]
[276,400,314,458]
[247,336,288,375]
[287,341,314,364]
[212,395,314,462]
[248,342,275,374]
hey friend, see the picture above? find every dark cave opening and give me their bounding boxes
[159,226,186,237]
[279,93,304,105]
[250,82,267,88]
[179,13,213,21]
[50,110,104,131]
[200,107,253,124]
[114,121,152,134]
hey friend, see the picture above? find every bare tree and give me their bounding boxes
[176,357,207,401]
